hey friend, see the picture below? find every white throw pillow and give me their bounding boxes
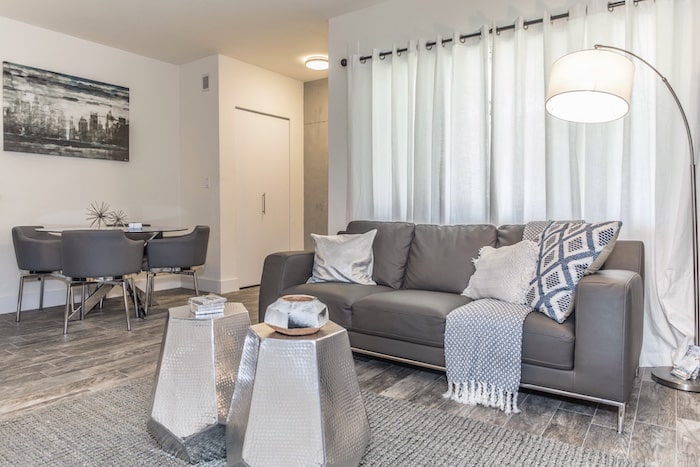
[463,240,539,304]
[307,230,377,285]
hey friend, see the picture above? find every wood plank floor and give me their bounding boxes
[1,286,699,466]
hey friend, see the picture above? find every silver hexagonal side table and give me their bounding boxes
[227,321,370,467]
[147,302,250,463]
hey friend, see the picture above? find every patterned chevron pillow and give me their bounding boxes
[526,221,622,323]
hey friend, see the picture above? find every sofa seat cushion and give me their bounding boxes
[351,290,470,347]
[282,282,392,329]
[522,311,575,370]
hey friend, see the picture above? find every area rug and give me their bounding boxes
[0,377,639,466]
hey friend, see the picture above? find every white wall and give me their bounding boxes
[179,54,304,293]
[218,55,304,291]
[0,16,304,310]
[327,0,582,233]
[0,17,181,313]
[179,56,221,292]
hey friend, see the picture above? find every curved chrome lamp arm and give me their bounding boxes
[594,45,696,170]
[594,44,700,390]
[595,44,699,348]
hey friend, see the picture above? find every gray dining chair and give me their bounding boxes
[61,230,144,334]
[144,225,210,314]
[12,226,65,322]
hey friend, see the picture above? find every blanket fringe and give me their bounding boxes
[443,381,520,414]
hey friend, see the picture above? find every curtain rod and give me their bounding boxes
[339,0,645,67]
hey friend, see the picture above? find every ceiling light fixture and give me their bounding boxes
[305,56,328,71]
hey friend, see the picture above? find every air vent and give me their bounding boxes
[202,75,209,92]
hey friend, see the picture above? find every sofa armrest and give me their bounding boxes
[258,251,314,323]
[572,269,644,402]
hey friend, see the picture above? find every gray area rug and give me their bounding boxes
[0,377,639,466]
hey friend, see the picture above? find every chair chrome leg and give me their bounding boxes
[144,274,151,315]
[16,276,26,322]
[193,271,200,296]
[80,283,86,320]
[38,275,45,310]
[148,273,156,306]
[130,278,140,319]
[150,273,155,305]
[122,281,131,331]
[64,285,72,334]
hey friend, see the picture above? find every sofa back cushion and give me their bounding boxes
[344,220,415,289]
[404,224,498,293]
[497,224,525,247]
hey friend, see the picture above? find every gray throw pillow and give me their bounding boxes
[307,230,378,285]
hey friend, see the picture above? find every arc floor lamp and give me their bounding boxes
[545,44,699,392]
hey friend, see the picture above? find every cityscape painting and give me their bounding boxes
[2,62,129,161]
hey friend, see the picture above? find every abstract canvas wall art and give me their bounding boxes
[2,62,129,161]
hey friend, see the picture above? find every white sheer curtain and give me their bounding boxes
[345,0,699,365]
[347,32,490,224]
[490,17,547,223]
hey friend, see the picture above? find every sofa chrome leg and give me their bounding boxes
[617,404,626,433]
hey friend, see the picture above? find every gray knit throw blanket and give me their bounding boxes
[444,298,532,414]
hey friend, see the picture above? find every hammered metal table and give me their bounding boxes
[227,321,370,466]
[147,302,251,463]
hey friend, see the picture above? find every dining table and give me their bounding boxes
[37,225,188,320]
[38,224,186,236]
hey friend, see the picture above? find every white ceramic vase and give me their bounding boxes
[264,294,329,335]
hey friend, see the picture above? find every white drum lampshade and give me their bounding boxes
[545,49,634,123]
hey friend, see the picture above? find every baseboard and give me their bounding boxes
[0,274,184,315]
[0,283,67,315]
[138,276,182,293]
[194,276,239,294]
[0,275,241,315]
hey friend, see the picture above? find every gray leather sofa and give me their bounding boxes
[259,220,644,432]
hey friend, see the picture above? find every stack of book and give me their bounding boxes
[671,344,700,380]
[189,294,226,316]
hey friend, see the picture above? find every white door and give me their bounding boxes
[234,108,291,287]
